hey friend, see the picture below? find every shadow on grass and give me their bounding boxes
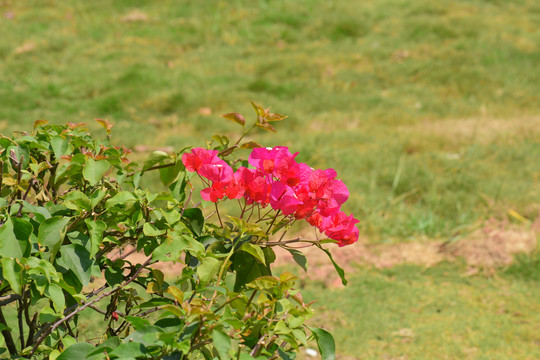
[504,251,540,282]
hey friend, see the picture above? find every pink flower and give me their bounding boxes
[223,170,246,200]
[316,179,349,216]
[197,162,233,183]
[270,182,301,215]
[308,169,337,199]
[320,211,359,247]
[292,185,317,219]
[201,182,228,202]
[237,167,271,205]
[306,211,324,228]
[182,148,221,172]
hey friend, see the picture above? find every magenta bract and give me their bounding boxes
[182,146,360,246]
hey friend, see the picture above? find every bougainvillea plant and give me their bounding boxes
[0,102,358,359]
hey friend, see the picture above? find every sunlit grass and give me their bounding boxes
[301,258,540,359]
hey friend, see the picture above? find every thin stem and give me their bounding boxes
[213,295,242,313]
[0,160,3,196]
[265,210,281,235]
[255,207,275,223]
[246,204,256,223]
[263,238,315,246]
[215,202,223,227]
[16,178,34,217]
[25,313,37,348]
[17,299,24,350]
[234,124,255,146]
[180,184,194,217]
[239,199,248,218]
[209,244,237,307]
[128,162,176,176]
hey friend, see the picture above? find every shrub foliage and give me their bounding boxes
[0,104,353,359]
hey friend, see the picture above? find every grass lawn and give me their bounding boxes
[1,0,539,241]
[299,255,540,359]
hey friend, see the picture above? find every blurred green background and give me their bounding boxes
[1,1,539,358]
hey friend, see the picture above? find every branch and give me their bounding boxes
[128,162,176,177]
[0,306,17,357]
[30,257,153,356]
[0,293,21,306]
[262,238,315,246]
[16,178,35,217]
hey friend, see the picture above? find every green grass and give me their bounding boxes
[300,257,540,359]
[1,0,540,240]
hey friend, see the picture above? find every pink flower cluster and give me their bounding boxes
[182,147,359,246]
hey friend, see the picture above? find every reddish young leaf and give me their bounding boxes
[239,141,263,149]
[220,113,245,126]
[266,112,288,122]
[255,122,276,132]
[96,119,114,134]
[33,119,48,128]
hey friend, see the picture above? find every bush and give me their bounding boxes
[0,103,357,359]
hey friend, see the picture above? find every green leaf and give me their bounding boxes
[247,276,279,292]
[83,158,110,186]
[45,283,65,313]
[277,347,295,360]
[143,151,171,171]
[318,246,347,286]
[183,208,204,236]
[274,320,290,335]
[24,257,60,282]
[212,329,231,360]
[0,217,31,259]
[160,162,184,186]
[56,343,95,360]
[1,258,24,294]
[168,172,188,202]
[263,246,276,265]
[105,266,124,286]
[39,307,60,323]
[309,327,336,360]
[51,136,70,159]
[240,243,266,265]
[143,223,166,237]
[196,257,221,284]
[90,188,107,208]
[152,236,183,261]
[125,316,150,330]
[105,191,137,208]
[64,191,92,212]
[56,244,94,286]
[38,216,71,261]
[109,342,147,358]
[285,248,308,272]
[85,219,107,257]
[233,252,271,292]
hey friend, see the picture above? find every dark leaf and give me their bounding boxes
[318,246,347,286]
[309,327,336,360]
[183,208,204,236]
[285,248,308,272]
